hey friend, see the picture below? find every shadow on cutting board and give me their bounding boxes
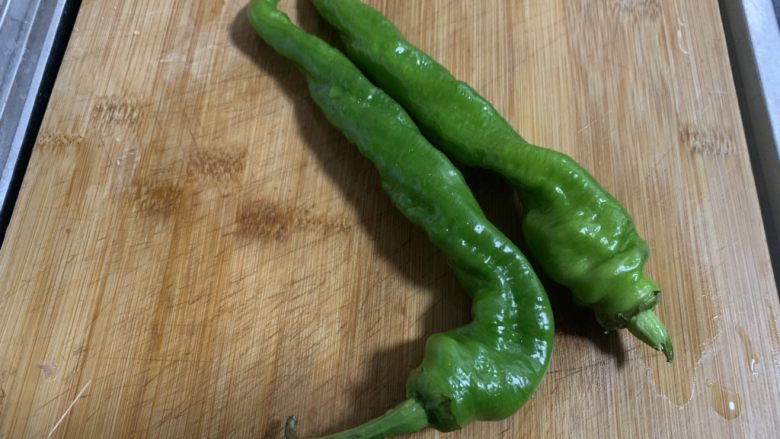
[230,2,625,436]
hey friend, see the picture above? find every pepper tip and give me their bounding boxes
[661,336,674,362]
[626,310,674,362]
[285,416,300,439]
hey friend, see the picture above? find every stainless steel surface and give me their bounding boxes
[0,0,66,210]
[736,0,780,165]
[720,0,780,287]
[721,0,780,269]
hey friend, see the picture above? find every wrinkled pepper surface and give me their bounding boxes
[312,0,673,361]
[248,1,555,438]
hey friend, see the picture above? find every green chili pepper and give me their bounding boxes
[311,0,673,361]
[248,1,555,438]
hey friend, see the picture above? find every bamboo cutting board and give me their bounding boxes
[1,0,779,437]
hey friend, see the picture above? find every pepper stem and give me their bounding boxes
[285,399,429,439]
[626,310,674,362]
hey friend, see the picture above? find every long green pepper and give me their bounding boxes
[312,0,673,360]
[248,1,555,438]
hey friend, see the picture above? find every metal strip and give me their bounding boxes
[720,0,780,280]
[0,0,78,243]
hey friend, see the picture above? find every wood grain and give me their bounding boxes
[1,0,779,437]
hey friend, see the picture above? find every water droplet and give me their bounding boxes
[707,382,741,420]
[736,326,760,375]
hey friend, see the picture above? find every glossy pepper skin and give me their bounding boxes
[247,1,555,438]
[311,0,673,361]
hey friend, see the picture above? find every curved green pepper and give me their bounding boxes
[311,0,673,361]
[247,1,555,438]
